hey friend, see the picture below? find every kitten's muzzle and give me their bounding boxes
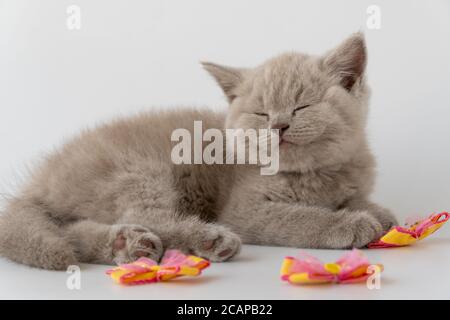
[271,123,290,136]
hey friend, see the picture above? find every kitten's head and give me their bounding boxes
[203,33,370,172]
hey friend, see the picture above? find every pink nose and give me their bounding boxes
[271,123,290,135]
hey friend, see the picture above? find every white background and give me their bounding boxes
[1,0,450,301]
[1,1,449,225]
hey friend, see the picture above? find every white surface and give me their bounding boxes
[1,0,450,300]
[1,233,450,300]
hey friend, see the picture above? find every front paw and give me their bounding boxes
[372,210,398,232]
[109,224,163,265]
[349,212,384,248]
[187,224,241,262]
[327,211,383,248]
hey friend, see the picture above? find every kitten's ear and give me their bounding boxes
[201,62,245,102]
[323,32,367,91]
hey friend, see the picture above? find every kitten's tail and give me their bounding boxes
[0,199,76,270]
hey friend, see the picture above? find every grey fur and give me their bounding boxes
[0,33,396,270]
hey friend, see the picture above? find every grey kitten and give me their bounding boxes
[0,33,397,270]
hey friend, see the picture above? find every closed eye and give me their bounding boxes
[293,105,310,114]
[254,112,269,120]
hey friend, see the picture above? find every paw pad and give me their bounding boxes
[138,238,156,249]
[113,233,126,251]
[202,240,215,250]
[218,248,232,257]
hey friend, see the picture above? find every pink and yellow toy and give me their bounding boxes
[106,249,210,285]
[280,249,382,285]
[368,212,449,249]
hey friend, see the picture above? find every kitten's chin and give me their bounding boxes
[277,155,317,173]
[277,138,359,173]
[278,139,296,147]
[277,138,328,172]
